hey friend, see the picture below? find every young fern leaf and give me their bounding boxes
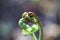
[18,12,43,40]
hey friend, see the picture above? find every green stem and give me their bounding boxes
[39,26,43,40]
[38,23,43,40]
[31,33,37,40]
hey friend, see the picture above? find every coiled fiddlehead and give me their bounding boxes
[18,12,43,40]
